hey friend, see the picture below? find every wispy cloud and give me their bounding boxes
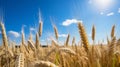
[0,31,1,34]
[118,8,120,13]
[30,27,36,31]
[62,19,82,26]
[8,31,20,38]
[58,34,68,37]
[106,12,114,16]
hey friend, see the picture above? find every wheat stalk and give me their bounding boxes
[107,36,110,45]
[29,31,33,41]
[8,48,14,57]
[45,48,57,60]
[78,22,89,53]
[38,9,43,37]
[96,59,101,67]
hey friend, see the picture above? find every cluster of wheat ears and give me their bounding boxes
[0,21,120,67]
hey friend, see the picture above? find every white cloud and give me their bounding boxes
[118,8,120,13]
[62,19,82,26]
[58,34,68,38]
[0,31,1,34]
[30,27,36,31]
[8,31,20,38]
[106,12,114,16]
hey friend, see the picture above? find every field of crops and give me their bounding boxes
[0,21,120,67]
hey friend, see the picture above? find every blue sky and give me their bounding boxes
[0,0,120,45]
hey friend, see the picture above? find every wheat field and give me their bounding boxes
[0,21,120,67]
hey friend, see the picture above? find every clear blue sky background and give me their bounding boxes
[0,0,120,45]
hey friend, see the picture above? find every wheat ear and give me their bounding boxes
[21,27,25,45]
[0,22,8,48]
[15,53,24,67]
[53,25,58,40]
[59,47,76,55]
[28,40,36,51]
[34,60,58,67]
[111,25,115,38]
[78,22,89,53]
[108,36,116,56]
[92,25,95,42]
[72,37,75,46]
[35,32,40,49]
[38,21,43,37]
[65,34,70,46]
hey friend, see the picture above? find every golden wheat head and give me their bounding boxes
[34,60,58,67]
[65,34,70,46]
[21,27,25,45]
[111,25,115,38]
[78,22,89,53]
[0,22,8,48]
[53,25,58,40]
[39,21,43,37]
[92,25,95,41]
[35,32,40,49]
